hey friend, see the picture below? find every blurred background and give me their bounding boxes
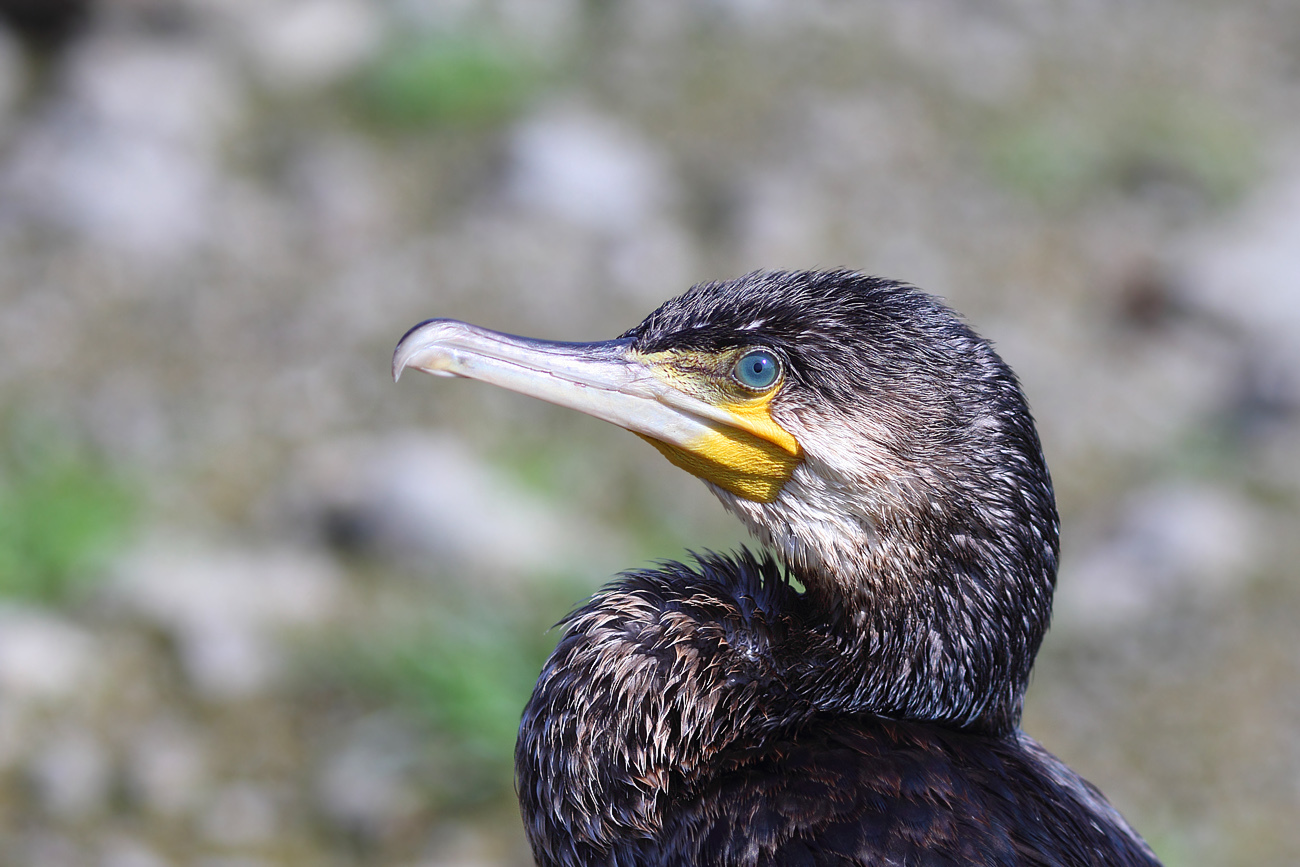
[0,0,1297,864]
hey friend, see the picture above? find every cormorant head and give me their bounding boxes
[395,270,1059,731]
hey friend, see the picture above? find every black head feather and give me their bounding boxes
[629,270,975,404]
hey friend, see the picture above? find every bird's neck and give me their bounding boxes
[792,553,1038,736]
[714,460,1057,736]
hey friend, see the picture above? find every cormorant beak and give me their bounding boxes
[393,319,801,502]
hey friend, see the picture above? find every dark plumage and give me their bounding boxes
[394,270,1160,866]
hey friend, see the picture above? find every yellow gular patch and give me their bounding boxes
[629,349,803,502]
[722,394,801,456]
[636,392,802,502]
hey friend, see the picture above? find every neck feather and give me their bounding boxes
[711,418,1058,734]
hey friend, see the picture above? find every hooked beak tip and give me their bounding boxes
[392,318,453,383]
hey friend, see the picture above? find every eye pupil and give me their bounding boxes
[735,350,779,389]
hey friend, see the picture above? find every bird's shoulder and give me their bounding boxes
[641,716,1160,867]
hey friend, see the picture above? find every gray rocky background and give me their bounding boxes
[0,0,1298,865]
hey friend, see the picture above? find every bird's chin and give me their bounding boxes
[705,458,882,594]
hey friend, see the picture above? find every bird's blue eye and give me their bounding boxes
[734,350,779,390]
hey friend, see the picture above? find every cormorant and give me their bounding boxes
[393,270,1161,866]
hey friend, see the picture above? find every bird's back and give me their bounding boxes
[643,717,1160,867]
